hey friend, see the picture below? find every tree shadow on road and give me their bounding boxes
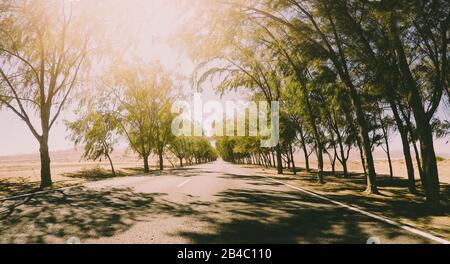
[177,185,432,244]
[252,168,450,239]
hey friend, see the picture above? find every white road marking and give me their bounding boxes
[266,177,450,244]
[177,179,192,188]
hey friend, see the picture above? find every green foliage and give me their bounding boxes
[67,112,119,163]
[104,61,176,170]
[436,156,446,162]
[170,137,218,166]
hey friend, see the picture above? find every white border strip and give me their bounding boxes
[267,177,450,244]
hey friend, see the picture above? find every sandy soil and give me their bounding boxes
[0,149,180,197]
[1,149,449,188]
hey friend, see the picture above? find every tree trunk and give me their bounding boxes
[179,157,183,167]
[143,155,150,173]
[299,124,310,171]
[386,142,394,181]
[356,137,367,177]
[419,124,441,211]
[158,151,164,171]
[352,96,378,194]
[276,145,283,174]
[304,151,310,172]
[382,126,394,180]
[271,151,276,168]
[106,153,116,176]
[389,14,440,210]
[39,137,52,189]
[400,130,417,193]
[330,146,337,176]
[391,101,416,193]
[361,133,378,194]
[290,144,297,175]
[337,63,377,193]
[412,141,426,188]
[344,110,366,178]
[337,135,349,178]
[317,146,325,184]
[286,153,291,170]
[342,158,349,179]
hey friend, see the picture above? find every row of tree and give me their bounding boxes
[65,61,219,176]
[182,0,449,211]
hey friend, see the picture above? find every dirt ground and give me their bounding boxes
[294,157,450,184]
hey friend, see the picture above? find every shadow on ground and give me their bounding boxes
[0,166,446,244]
[0,187,193,243]
[249,166,450,239]
[62,167,150,182]
[176,185,431,244]
[0,180,41,198]
[0,179,78,198]
[62,164,218,182]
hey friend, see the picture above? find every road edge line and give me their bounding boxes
[266,177,450,244]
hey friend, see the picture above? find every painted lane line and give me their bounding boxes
[177,179,192,188]
[266,177,450,245]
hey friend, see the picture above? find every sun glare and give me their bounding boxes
[76,0,193,72]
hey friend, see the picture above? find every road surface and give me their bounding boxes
[0,160,441,244]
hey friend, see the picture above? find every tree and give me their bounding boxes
[67,111,119,176]
[169,136,190,167]
[0,0,98,188]
[377,107,396,181]
[153,103,176,171]
[106,61,175,173]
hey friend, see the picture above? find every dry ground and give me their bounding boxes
[0,149,173,197]
[293,158,450,184]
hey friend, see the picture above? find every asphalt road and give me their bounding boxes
[0,160,441,244]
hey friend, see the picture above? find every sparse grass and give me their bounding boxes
[436,156,446,162]
[62,167,138,181]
